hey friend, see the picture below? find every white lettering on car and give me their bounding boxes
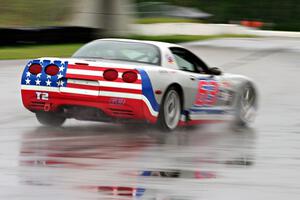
[36,92,49,100]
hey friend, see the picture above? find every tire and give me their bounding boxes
[35,112,66,127]
[157,87,182,131]
[235,83,257,127]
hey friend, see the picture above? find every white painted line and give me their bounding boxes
[100,81,142,90]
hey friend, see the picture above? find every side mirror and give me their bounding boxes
[210,67,222,75]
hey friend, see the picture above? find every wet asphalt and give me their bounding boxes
[0,37,300,199]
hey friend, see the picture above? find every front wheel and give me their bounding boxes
[36,112,66,127]
[235,83,257,127]
[157,87,182,131]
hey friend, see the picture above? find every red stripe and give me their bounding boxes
[68,64,138,73]
[186,120,224,125]
[67,83,142,94]
[100,86,141,94]
[110,78,142,84]
[66,73,142,84]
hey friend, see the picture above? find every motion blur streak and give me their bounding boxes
[1,38,300,199]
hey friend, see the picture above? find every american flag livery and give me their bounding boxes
[64,61,142,97]
[21,59,143,97]
[21,58,159,123]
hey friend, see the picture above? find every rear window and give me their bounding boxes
[72,40,161,65]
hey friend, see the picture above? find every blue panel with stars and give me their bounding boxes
[21,59,68,88]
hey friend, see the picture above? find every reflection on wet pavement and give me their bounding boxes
[18,123,255,199]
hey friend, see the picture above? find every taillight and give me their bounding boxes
[45,65,59,76]
[28,64,42,75]
[103,69,118,81]
[122,71,138,83]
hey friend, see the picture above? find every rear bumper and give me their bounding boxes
[21,89,158,124]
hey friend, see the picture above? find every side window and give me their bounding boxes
[169,47,209,74]
[173,54,195,72]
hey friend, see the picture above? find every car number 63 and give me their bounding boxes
[194,80,219,106]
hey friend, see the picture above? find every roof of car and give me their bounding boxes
[98,38,182,49]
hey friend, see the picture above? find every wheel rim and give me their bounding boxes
[240,86,256,122]
[163,90,181,129]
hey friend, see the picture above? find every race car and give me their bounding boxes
[21,38,257,131]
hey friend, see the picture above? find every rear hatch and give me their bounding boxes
[59,58,142,98]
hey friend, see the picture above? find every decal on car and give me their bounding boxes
[138,69,159,113]
[36,92,49,100]
[109,98,126,105]
[218,81,234,106]
[166,54,175,64]
[194,79,219,107]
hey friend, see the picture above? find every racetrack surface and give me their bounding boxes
[1,37,300,199]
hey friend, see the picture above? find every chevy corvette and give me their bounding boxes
[21,39,257,131]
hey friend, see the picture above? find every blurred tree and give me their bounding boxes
[0,0,299,31]
[136,0,300,31]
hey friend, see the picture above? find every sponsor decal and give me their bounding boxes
[166,54,175,64]
[221,81,230,88]
[109,98,126,105]
[218,81,233,104]
[218,89,232,102]
[158,70,168,74]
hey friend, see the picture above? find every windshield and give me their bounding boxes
[72,40,161,65]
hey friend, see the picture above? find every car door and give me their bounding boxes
[169,47,225,119]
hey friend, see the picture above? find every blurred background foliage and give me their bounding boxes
[0,0,71,26]
[0,0,299,31]
[137,0,300,31]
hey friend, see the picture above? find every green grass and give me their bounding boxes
[0,0,71,26]
[136,17,201,24]
[0,34,256,60]
[0,43,83,60]
[126,34,256,43]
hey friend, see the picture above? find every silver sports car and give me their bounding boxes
[21,39,258,131]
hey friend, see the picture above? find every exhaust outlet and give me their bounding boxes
[44,103,51,112]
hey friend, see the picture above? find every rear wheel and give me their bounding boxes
[157,87,182,131]
[36,112,66,127]
[235,83,257,126]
